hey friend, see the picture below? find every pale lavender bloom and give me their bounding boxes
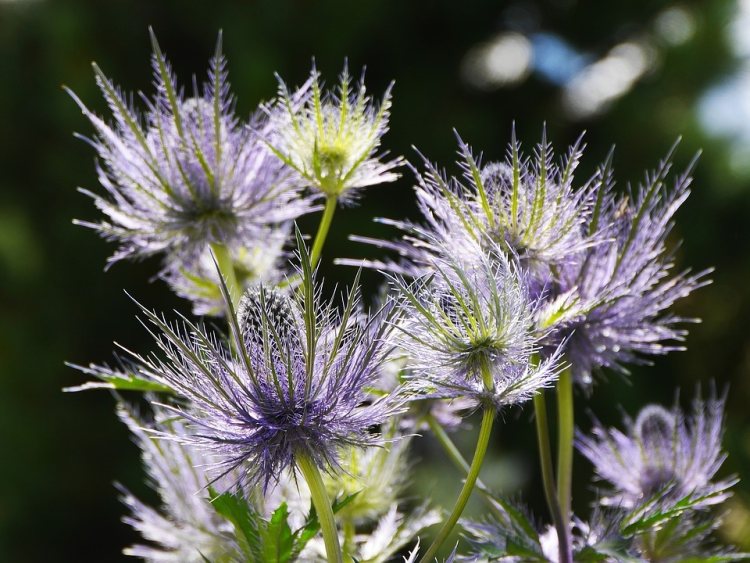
[120,245,399,490]
[68,31,311,270]
[163,224,289,316]
[392,248,560,411]
[553,147,710,385]
[265,62,403,202]
[116,403,240,562]
[341,129,601,284]
[577,390,734,510]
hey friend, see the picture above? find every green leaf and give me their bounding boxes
[621,491,724,537]
[211,489,263,562]
[63,367,173,393]
[680,556,750,563]
[290,492,360,560]
[261,503,295,563]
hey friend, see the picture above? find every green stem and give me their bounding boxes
[534,391,572,563]
[556,367,574,535]
[342,519,355,563]
[419,407,496,563]
[210,242,241,307]
[297,453,342,563]
[425,413,504,522]
[310,195,338,267]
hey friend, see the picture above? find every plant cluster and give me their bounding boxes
[67,31,745,562]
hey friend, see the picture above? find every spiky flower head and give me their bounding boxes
[116,403,240,562]
[124,234,399,491]
[164,225,288,316]
[342,129,601,284]
[392,247,560,411]
[553,146,710,385]
[266,62,403,201]
[68,30,310,270]
[577,390,734,511]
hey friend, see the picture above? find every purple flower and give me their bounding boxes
[577,390,734,510]
[553,147,710,385]
[116,403,240,562]
[120,240,399,490]
[163,225,289,316]
[67,31,311,270]
[341,129,601,284]
[392,247,560,411]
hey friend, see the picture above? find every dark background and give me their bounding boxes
[2,0,750,560]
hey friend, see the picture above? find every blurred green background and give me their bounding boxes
[2,0,750,560]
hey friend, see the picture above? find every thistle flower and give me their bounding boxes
[163,225,289,316]
[116,403,240,562]
[67,31,310,270]
[554,147,710,385]
[576,390,734,510]
[120,238,399,491]
[265,63,403,201]
[392,248,560,411]
[342,129,601,284]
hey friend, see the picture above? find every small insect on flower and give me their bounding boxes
[392,246,560,412]
[265,62,403,202]
[576,389,735,510]
[121,232,400,491]
[116,403,241,563]
[67,30,311,271]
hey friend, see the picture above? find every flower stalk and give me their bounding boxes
[310,195,338,267]
[556,366,574,535]
[210,241,241,307]
[425,413,504,521]
[297,453,343,563]
[419,406,496,563]
[533,390,572,563]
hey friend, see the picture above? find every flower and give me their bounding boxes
[553,147,710,385]
[340,129,601,284]
[116,403,240,562]
[163,224,289,316]
[265,62,403,201]
[576,390,734,510]
[120,237,400,490]
[67,30,310,270]
[392,247,560,411]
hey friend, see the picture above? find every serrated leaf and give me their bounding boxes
[290,492,360,560]
[261,503,295,563]
[210,489,263,562]
[489,495,540,542]
[621,491,723,537]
